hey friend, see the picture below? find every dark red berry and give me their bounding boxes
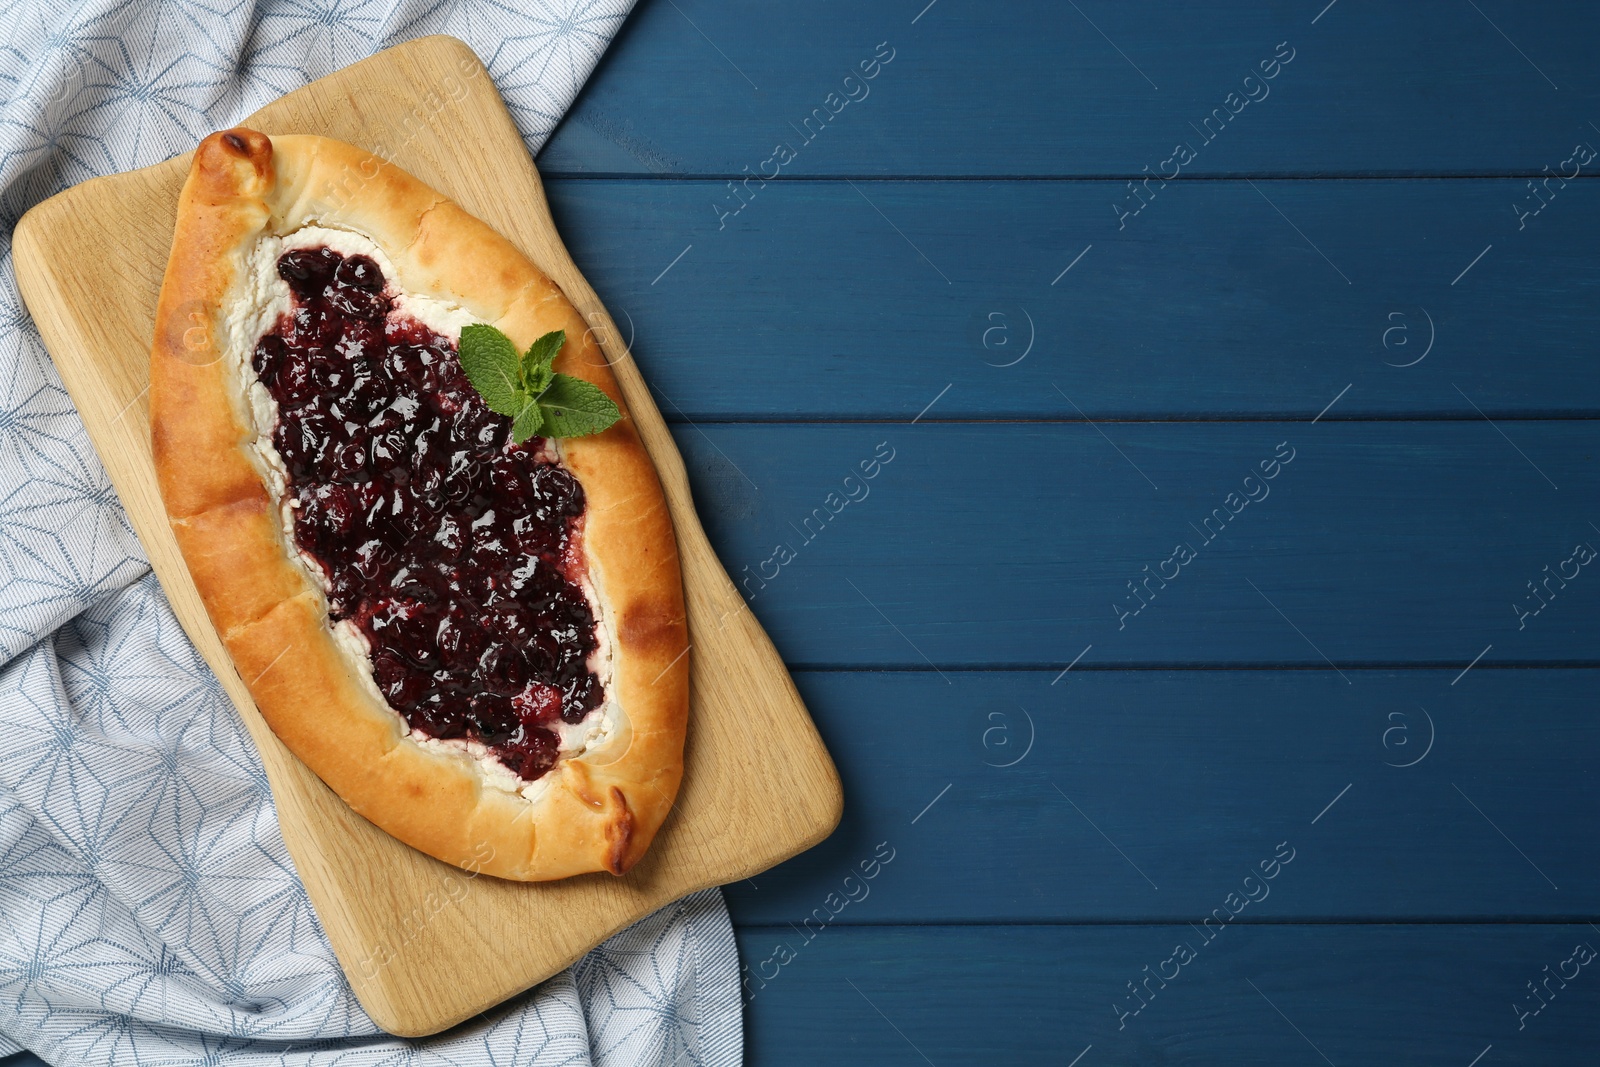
[278,248,340,294]
[335,254,384,291]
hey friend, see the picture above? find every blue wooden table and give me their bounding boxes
[12,1,1598,1063]
[536,1,1600,1062]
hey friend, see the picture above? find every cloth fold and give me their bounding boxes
[0,2,742,1064]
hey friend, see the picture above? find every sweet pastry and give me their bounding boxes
[150,128,688,880]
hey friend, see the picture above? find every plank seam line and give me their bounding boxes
[543,173,1600,183]
[658,415,1600,425]
[731,919,1600,929]
[782,664,1600,674]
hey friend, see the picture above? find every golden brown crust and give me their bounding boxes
[151,129,688,880]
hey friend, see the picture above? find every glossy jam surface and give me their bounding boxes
[252,245,603,782]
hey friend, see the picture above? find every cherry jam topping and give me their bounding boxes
[253,245,603,782]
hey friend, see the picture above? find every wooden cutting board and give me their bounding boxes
[13,35,841,1037]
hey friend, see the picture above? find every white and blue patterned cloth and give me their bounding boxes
[0,3,744,1065]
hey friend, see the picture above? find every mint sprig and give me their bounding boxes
[457,324,621,443]
[457,325,522,416]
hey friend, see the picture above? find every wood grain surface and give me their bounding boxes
[541,179,1600,418]
[670,423,1600,667]
[728,669,1600,923]
[540,0,1600,177]
[733,925,1600,1064]
[11,35,840,1038]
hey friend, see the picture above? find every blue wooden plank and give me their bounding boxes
[724,669,1600,923]
[541,0,1600,177]
[675,422,1600,667]
[735,924,1600,1065]
[544,177,1600,418]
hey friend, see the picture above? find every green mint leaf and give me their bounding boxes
[536,373,621,438]
[521,330,565,389]
[458,324,525,416]
[510,398,545,444]
[525,363,553,399]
